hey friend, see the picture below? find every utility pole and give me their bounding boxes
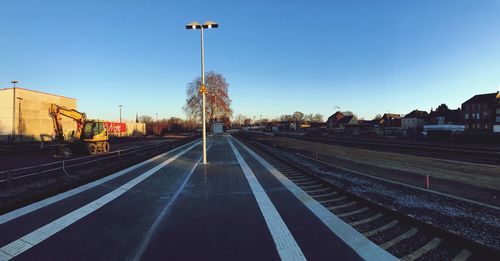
[17,97,23,139]
[186,21,218,164]
[11,80,18,143]
[118,105,122,137]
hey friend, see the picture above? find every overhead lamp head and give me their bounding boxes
[186,21,202,30]
[203,21,218,29]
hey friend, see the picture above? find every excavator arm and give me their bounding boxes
[48,103,87,142]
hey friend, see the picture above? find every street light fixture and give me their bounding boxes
[17,97,23,138]
[118,105,122,137]
[186,20,218,164]
[11,80,19,142]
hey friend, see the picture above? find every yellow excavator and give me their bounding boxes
[49,103,110,158]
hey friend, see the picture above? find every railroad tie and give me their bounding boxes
[304,187,331,193]
[349,213,383,227]
[299,183,323,189]
[451,249,472,261]
[316,194,344,204]
[363,220,399,237]
[290,177,311,182]
[294,181,317,186]
[336,207,369,218]
[315,193,342,199]
[327,200,356,210]
[401,237,443,261]
[379,227,418,250]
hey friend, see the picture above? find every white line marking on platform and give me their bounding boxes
[0,142,200,261]
[232,136,398,261]
[0,139,200,225]
[228,137,306,261]
[132,144,211,261]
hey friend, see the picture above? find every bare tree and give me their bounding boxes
[138,115,153,123]
[233,114,246,127]
[312,113,323,122]
[342,111,354,116]
[183,71,232,123]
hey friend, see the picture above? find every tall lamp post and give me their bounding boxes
[17,97,23,139]
[11,80,18,142]
[186,20,218,164]
[118,105,122,137]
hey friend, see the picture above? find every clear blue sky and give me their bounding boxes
[1,0,499,121]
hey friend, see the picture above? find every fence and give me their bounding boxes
[0,137,198,191]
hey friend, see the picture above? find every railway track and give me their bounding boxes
[0,135,200,215]
[278,134,500,166]
[237,135,500,261]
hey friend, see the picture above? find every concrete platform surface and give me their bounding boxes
[0,136,395,261]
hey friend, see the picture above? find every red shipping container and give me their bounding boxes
[103,122,126,134]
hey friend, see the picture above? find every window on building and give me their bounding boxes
[476,113,480,119]
[496,116,500,123]
[483,112,489,119]
[465,113,469,120]
[496,108,500,114]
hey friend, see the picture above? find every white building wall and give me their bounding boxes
[0,89,14,139]
[125,122,146,136]
[0,88,77,142]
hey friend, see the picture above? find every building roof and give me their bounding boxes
[338,115,354,124]
[358,120,378,126]
[462,92,498,104]
[0,87,77,100]
[403,109,428,119]
[382,113,401,119]
[327,111,344,120]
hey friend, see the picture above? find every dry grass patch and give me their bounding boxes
[258,136,500,191]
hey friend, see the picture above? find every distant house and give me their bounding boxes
[401,109,428,136]
[358,119,378,128]
[309,122,327,131]
[424,105,464,138]
[326,112,358,129]
[461,91,500,134]
[428,108,462,125]
[326,111,344,129]
[378,113,401,128]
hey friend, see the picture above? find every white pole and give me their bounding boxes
[201,27,207,164]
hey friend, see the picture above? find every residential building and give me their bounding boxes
[402,109,428,136]
[326,111,344,129]
[423,105,464,138]
[378,113,401,128]
[461,91,500,134]
[428,108,462,125]
[326,111,358,129]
